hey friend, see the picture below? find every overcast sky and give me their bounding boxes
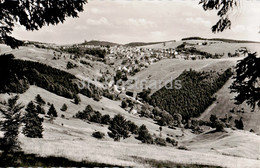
[12,0,260,44]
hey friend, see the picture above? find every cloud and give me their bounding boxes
[185,17,212,27]
[89,8,103,14]
[232,24,259,34]
[150,31,166,40]
[86,17,111,26]
[126,18,155,27]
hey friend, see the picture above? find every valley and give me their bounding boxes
[0,38,260,167]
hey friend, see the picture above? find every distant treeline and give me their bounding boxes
[124,41,164,47]
[61,47,106,59]
[176,42,222,59]
[81,40,119,47]
[181,37,260,44]
[150,68,233,120]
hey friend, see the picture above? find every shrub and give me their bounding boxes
[235,117,244,130]
[90,111,102,123]
[250,129,255,133]
[215,120,225,132]
[154,137,166,146]
[103,91,115,100]
[60,104,68,111]
[140,104,150,118]
[166,137,171,143]
[126,99,134,108]
[121,100,127,108]
[74,105,93,120]
[108,114,130,141]
[92,131,105,139]
[178,146,188,150]
[137,124,153,144]
[73,94,81,105]
[61,114,65,118]
[101,114,111,125]
[80,60,92,67]
[210,114,217,124]
[166,137,178,146]
[93,94,101,102]
[157,112,174,126]
[66,61,76,69]
[210,114,225,132]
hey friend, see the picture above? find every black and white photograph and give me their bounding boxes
[0,0,260,167]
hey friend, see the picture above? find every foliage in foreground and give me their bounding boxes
[230,52,260,110]
[0,96,23,153]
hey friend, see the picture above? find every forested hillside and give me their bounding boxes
[150,68,233,120]
[0,54,79,98]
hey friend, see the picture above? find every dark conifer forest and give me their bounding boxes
[150,68,233,120]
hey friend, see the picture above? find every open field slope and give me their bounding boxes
[197,78,260,134]
[128,57,241,93]
[19,130,260,168]
[141,39,260,57]
[1,86,260,167]
[195,42,260,57]
[183,129,260,160]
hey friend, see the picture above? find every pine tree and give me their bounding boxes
[25,101,36,113]
[137,124,153,144]
[36,104,45,114]
[35,94,46,106]
[47,104,58,117]
[0,95,23,153]
[108,114,130,141]
[22,101,44,138]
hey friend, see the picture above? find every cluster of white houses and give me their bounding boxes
[109,46,178,59]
